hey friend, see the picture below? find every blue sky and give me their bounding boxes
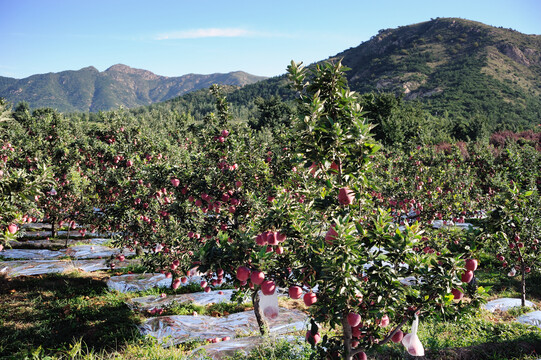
[1,0,540,79]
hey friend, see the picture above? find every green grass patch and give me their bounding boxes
[0,271,142,358]
[223,337,313,360]
[476,267,541,302]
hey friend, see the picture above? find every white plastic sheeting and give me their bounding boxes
[399,276,423,286]
[191,335,302,360]
[107,273,173,292]
[0,245,133,260]
[0,249,65,259]
[516,311,541,329]
[22,223,52,230]
[65,245,135,259]
[0,259,133,276]
[483,298,535,312]
[140,308,307,347]
[10,237,111,247]
[22,230,88,238]
[127,289,237,311]
[431,220,474,230]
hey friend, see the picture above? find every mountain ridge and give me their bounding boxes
[192,17,539,131]
[2,17,541,128]
[0,65,267,112]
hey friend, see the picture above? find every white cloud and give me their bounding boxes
[156,28,254,40]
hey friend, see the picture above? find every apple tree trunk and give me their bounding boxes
[251,290,269,336]
[342,314,353,360]
[521,264,526,307]
[51,216,57,238]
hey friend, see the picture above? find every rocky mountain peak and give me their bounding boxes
[105,64,163,80]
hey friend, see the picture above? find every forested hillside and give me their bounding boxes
[331,17,541,130]
[0,65,266,112]
[1,18,540,144]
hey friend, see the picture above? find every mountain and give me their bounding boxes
[0,65,267,112]
[3,18,540,128]
[157,18,540,131]
[328,17,541,128]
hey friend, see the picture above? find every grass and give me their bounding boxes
[223,337,312,360]
[476,268,541,302]
[0,271,142,359]
[0,270,254,359]
[1,261,540,359]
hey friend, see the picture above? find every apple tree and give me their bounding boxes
[258,60,482,359]
[182,85,290,334]
[486,143,540,307]
[0,100,53,248]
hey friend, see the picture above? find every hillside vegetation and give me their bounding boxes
[331,17,541,129]
[123,18,540,145]
[0,65,266,112]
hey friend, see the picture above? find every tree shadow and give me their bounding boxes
[0,272,142,357]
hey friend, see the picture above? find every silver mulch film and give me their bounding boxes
[140,308,308,347]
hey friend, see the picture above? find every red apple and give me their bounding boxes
[250,270,265,285]
[325,225,338,244]
[263,306,279,319]
[276,232,287,242]
[303,292,317,306]
[261,280,276,295]
[172,279,181,289]
[451,288,463,300]
[347,312,362,327]
[378,314,390,327]
[465,259,478,271]
[255,234,266,245]
[288,286,303,299]
[305,330,321,345]
[7,224,18,234]
[267,231,278,245]
[170,178,180,187]
[354,352,367,360]
[236,266,251,282]
[461,270,474,283]
[338,187,355,205]
[181,276,188,284]
[391,329,404,343]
